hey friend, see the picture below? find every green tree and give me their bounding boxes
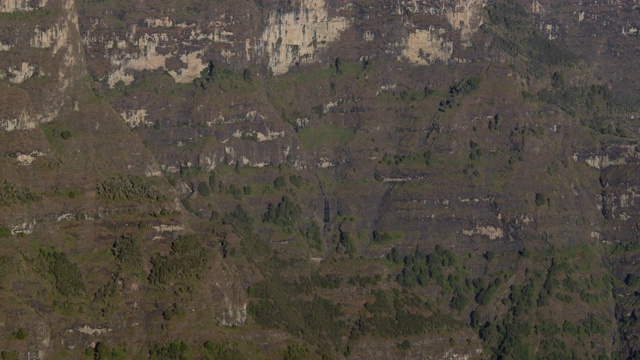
[94,342,109,360]
[198,182,211,197]
[149,340,189,360]
[274,176,287,190]
[112,236,142,267]
[13,327,27,340]
[283,343,309,360]
[208,172,216,190]
[262,196,301,231]
[1,351,19,360]
[60,131,72,140]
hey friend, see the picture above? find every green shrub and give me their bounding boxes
[450,289,469,312]
[249,287,344,350]
[93,278,117,303]
[335,231,356,254]
[226,205,253,234]
[97,175,166,202]
[372,230,391,243]
[302,222,323,251]
[1,351,19,360]
[262,196,301,231]
[208,172,216,190]
[273,176,287,190]
[381,151,433,167]
[625,273,640,288]
[112,236,142,267]
[224,184,242,200]
[289,175,303,188]
[60,131,72,140]
[149,340,189,360]
[485,2,577,69]
[395,245,457,288]
[162,303,186,321]
[0,227,10,238]
[0,180,42,206]
[283,343,309,360]
[148,235,208,286]
[202,341,243,360]
[36,248,85,296]
[13,327,27,340]
[92,341,128,360]
[197,182,211,197]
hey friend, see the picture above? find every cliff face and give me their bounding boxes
[0,0,83,131]
[1,0,640,359]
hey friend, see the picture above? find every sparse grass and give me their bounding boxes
[0,180,42,206]
[299,124,352,150]
[0,8,61,21]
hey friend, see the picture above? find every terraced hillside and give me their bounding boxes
[1,0,639,359]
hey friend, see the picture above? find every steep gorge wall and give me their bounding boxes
[0,0,84,131]
[1,0,639,358]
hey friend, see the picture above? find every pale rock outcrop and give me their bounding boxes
[586,155,627,169]
[169,49,207,83]
[463,226,504,240]
[31,24,70,55]
[1,111,36,132]
[153,224,185,233]
[257,0,349,75]
[220,299,247,327]
[121,109,151,128]
[400,0,485,62]
[69,325,112,336]
[0,0,48,12]
[622,25,638,36]
[107,33,207,87]
[403,27,454,64]
[6,62,36,84]
[1,0,85,132]
[16,150,45,165]
[144,17,174,28]
[232,128,286,142]
[11,219,37,235]
[445,0,485,44]
[531,0,543,14]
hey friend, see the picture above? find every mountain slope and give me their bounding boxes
[1,0,639,359]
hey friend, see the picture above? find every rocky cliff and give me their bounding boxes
[1,0,639,359]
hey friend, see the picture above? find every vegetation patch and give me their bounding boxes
[351,290,464,339]
[35,248,85,297]
[89,341,128,360]
[248,274,345,351]
[299,124,353,150]
[484,2,578,73]
[0,180,42,206]
[262,196,301,233]
[149,340,190,360]
[112,236,142,267]
[148,235,208,286]
[538,82,640,136]
[0,227,10,238]
[438,78,481,112]
[97,175,166,202]
[302,221,323,251]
